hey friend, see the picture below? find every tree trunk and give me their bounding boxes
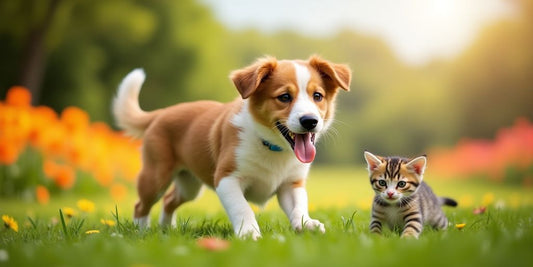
[18,0,61,105]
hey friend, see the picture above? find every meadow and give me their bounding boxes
[1,86,532,266]
[1,166,532,267]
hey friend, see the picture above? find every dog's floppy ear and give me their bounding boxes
[230,56,278,99]
[309,55,351,91]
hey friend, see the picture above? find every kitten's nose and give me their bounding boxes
[387,191,394,198]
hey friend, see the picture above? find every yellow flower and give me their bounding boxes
[100,219,116,227]
[482,192,495,206]
[77,199,95,213]
[455,223,466,230]
[85,230,100,234]
[2,215,19,232]
[62,207,77,218]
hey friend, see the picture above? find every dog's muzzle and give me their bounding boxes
[275,121,317,163]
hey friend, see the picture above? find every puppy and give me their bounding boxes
[113,55,351,239]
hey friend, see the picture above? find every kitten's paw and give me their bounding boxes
[370,229,382,235]
[400,232,419,239]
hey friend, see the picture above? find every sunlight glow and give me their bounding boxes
[202,0,514,65]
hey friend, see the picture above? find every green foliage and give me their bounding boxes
[1,0,532,164]
[0,149,44,197]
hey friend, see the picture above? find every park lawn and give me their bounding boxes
[1,166,532,266]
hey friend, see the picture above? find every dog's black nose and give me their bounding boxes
[300,115,318,131]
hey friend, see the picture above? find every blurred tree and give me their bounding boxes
[450,0,533,138]
[0,0,62,104]
[0,0,225,122]
[1,0,531,165]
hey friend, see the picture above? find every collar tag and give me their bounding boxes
[262,139,283,152]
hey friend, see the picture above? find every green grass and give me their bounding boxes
[1,166,532,267]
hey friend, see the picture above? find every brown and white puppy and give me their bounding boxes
[113,55,351,239]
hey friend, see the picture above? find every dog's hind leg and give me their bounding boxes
[160,170,203,227]
[134,157,176,228]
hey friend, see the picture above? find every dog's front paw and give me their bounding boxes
[304,218,326,233]
[292,217,326,234]
[236,223,262,240]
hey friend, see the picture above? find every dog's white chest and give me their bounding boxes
[230,102,311,204]
[236,147,309,204]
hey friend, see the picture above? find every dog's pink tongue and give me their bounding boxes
[294,133,316,163]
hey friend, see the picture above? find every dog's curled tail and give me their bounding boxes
[113,69,159,138]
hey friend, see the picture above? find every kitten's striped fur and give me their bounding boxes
[364,151,457,238]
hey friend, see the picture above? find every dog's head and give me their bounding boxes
[230,55,351,163]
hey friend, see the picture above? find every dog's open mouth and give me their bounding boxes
[275,121,316,163]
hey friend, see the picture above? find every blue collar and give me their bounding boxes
[262,139,283,152]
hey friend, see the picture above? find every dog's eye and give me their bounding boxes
[313,92,323,102]
[277,93,292,103]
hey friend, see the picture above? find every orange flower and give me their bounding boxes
[65,134,89,168]
[429,117,533,180]
[93,166,113,186]
[43,160,59,178]
[0,138,19,164]
[36,185,50,205]
[54,165,75,189]
[197,237,230,251]
[28,106,58,148]
[42,124,66,157]
[33,106,58,121]
[5,86,31,107]
[44,161,75,190]
[61,106,89,133]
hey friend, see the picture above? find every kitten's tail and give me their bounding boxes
[440,197,458,207]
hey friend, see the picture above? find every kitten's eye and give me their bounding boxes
[313,92,323,102]
[277,93,292,103]
[378,180,387,187]
[397,181,406,188]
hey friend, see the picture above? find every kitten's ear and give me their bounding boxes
[405,156,427,176]
[364,151,383,172]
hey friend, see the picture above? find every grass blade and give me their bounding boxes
[59,209,70,240]
[27,216,38,229]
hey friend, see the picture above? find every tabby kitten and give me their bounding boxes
[364,151,457,238]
